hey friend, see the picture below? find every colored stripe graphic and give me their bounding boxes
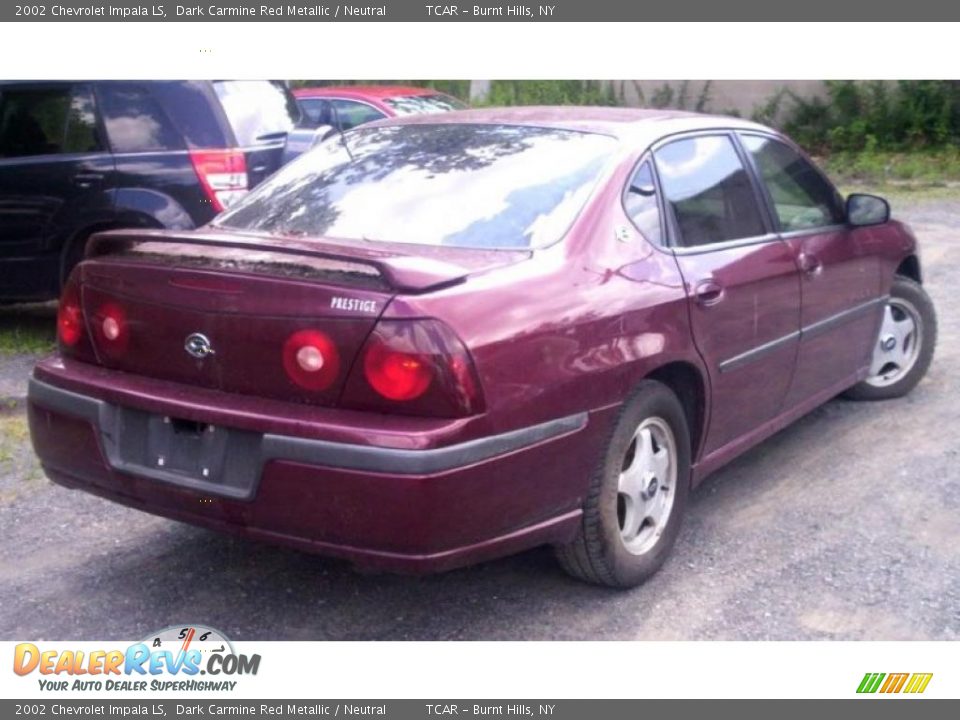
[857,672,932,694]
[857,673,886,693]
[903,673,933,694]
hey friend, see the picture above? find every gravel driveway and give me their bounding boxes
[1,196,957,641]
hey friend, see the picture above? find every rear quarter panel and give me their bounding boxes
[384,154,705,440]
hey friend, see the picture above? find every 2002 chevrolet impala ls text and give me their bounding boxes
[28,108,937,587]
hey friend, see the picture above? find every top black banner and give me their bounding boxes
[3,0,957,21]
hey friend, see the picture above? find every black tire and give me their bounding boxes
[555,380,691,588]
[844,276,937,401]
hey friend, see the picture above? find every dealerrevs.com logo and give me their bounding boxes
[13,625,260,692]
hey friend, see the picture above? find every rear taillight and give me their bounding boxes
[363,342,432,401]
[341,319,483,418]
[57,281,83,347]
[282,329,341,392]
[189,149,248,213]
[56,272,96,363]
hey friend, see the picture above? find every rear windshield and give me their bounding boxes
[216,124,616,249]
[383,94,467,116]
[213,81,299,146]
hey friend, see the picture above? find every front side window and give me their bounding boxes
[0,84,102,159]
[98,84,183,153]
[330,100,387,131]
[624,161,662,245]
[217,123,616,250]
[299,98,331,127]
[654,135,766,248]
[741,134,845,232]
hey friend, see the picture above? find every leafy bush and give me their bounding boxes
[481,80,619,107]
[777,81,960,153]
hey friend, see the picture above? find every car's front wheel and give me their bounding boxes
[555,380,690,588]
[844,276,937,401]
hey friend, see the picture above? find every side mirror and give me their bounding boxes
[847,193,890,227]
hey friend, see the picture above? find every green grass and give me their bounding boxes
[820,148,960,187]
[0,303,56,357]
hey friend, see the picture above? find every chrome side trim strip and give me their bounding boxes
[718,331,800,374]
[718,296,887,374]
[801,296,888,342]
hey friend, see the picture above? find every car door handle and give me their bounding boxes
[798,252,823,277]
[72,172,104,188]
[694,280,725,306]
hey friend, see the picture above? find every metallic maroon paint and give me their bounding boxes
[27,108,921,574]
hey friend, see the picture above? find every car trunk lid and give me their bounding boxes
[78,228,529,406]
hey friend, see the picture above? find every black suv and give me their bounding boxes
[0,80,302,302]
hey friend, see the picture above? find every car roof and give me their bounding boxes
[293,85,441,100]
[367,105,775,143]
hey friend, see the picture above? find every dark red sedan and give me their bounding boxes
[28,108,936,587]
[293,85,466,131]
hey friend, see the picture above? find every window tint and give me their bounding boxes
[152,81,229,149]
[330,100,387,131]
[741,134,845,232]
[299,98,331,127]
[654,135,765,248]
[214,80,298,145]
[0,86,70,158]
[0,85,102,158]
[624,161,662,245]
[63,85,101,154]
[217,124,615,250]
[99,84,183,153]
[383,94,468,116]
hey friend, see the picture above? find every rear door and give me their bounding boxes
[651,133,802,456]
[739,133,882,407]
[0,83,114,298]
[96,82,213,224]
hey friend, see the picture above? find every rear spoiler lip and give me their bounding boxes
[86,229,529,293]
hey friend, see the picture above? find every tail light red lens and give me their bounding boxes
[363,342,432,401]
[282,329,341,392]
[341,319,483,418]
[57,282,83,347]
[189,149,248,213]
[56,271,97,364]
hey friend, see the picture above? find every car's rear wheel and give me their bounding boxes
[555,380,690,588]
[844,276,936,401]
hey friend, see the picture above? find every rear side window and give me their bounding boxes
[741,134,845,232]
[98,84,184,153]
[0,84,101,158]
[624,161,662,245]
[654,135,766,248]
[330,100,386,131]
[213,81,298,145]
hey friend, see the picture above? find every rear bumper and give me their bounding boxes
[28,367,609,573]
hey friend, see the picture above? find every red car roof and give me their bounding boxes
[293,85,442,100]
[366,105,765,141]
